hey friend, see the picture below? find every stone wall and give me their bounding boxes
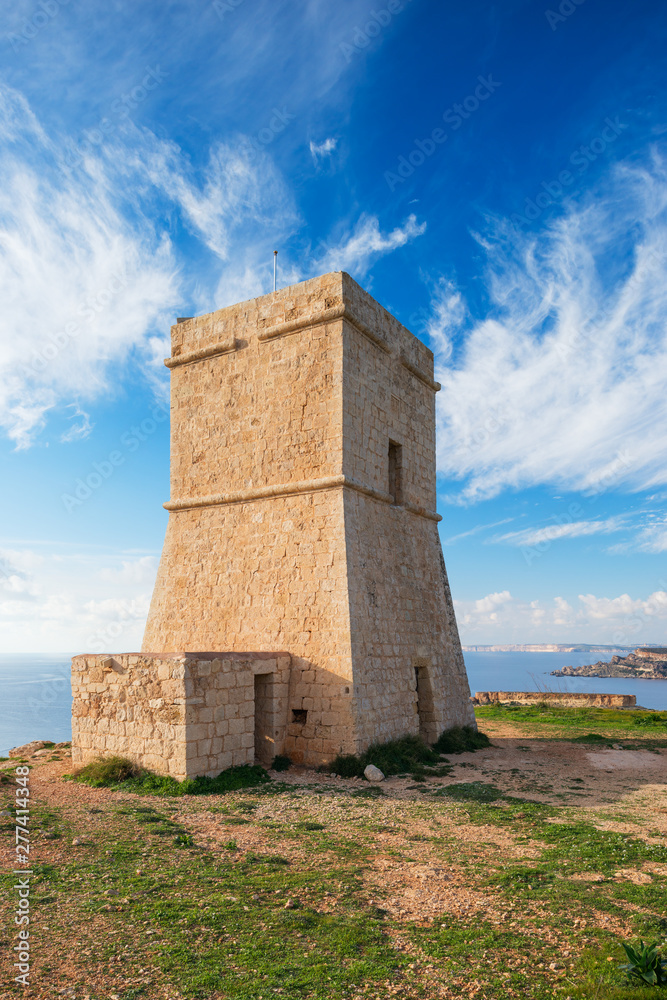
[135,271,474,767]
[474,691,636,708]
[71,652,290,779]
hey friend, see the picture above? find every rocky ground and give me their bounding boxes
[1,714,666,999]
[551,653,667,679]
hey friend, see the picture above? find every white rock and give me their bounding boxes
[364,764,385,782]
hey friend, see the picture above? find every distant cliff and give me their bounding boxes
[462,644,635,654]
[551,650,667,680]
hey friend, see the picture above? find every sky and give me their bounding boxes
[1,0,666,653]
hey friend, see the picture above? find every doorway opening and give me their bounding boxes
[414,659,437,743]
[254,672,274,765]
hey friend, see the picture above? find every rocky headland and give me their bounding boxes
[551,648,667,679]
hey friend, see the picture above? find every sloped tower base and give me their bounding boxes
[71,271,475,776]
[142,272,474,766]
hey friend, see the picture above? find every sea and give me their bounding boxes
[1,650,666,757]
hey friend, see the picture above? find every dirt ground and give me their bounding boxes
[1,721,666,999]
[4,723,666,895]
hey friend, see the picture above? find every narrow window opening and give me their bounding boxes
[292,708,308,724]
[388,440,403,505]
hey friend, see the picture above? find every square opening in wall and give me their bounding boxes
[292,709,308,724]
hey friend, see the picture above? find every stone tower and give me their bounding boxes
[141,271,474,766]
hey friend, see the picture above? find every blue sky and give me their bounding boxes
[1,0,666,652]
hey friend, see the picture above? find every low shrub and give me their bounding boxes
[75,757,270,796]
[433,725,491,754]
[329,734,441,779]
[73,755,141,787]
[271,754,292,772]
[620,940,667,986]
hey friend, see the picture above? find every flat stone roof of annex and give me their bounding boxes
[166,271,436,385]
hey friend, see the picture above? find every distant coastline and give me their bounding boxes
[462,644,638,654]
[551,648,667,681]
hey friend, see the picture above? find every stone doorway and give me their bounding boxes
[254,672,274,765]
[414,659,437,743]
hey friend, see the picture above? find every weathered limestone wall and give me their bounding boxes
[341,285,474,744]
[142,494,356,763]
[138,271,474,767]
[71,652,290,779]
[474,691,637,708]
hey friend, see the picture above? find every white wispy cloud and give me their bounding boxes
[0,81,426,451]
[0,547,157,652]
[430,152,667,502]
[59,404,94,444]
[626,514,667,553]
[443,517,514,545]
[319,213,426,276]
[0,549,41,599]
[206,209,428,312]
[455,589,667,643]
[0,85,179,449]
[309,137,337,162]
[98,556,159,585]
[143,135,299,264]
[493,516,626,548]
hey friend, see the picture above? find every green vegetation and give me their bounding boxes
[73,757,270,796]
[433,724,492,754]
[72,754,141,786]
[475,702,667,739]
[329,729,489,780]
[620,941,667,986]
[436,781,504,802]
[3,710,666,998]
[271,754,292,771]
[330,733,443,779]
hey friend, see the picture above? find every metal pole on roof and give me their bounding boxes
[273,250,278,292]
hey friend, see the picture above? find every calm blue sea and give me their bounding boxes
[1,651,666,756]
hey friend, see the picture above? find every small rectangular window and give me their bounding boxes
[388,440,403,505]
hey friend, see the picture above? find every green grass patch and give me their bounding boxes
[351,786,385,798]
[74,757,270,796]
[572,732,616,745]
[328,732,476,781]
[435,781,504,802]
[330,734,441,779]
[433,724,492,754]
[475,702,667,738]
[3,741,667,1000]
[72,755,141,786]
